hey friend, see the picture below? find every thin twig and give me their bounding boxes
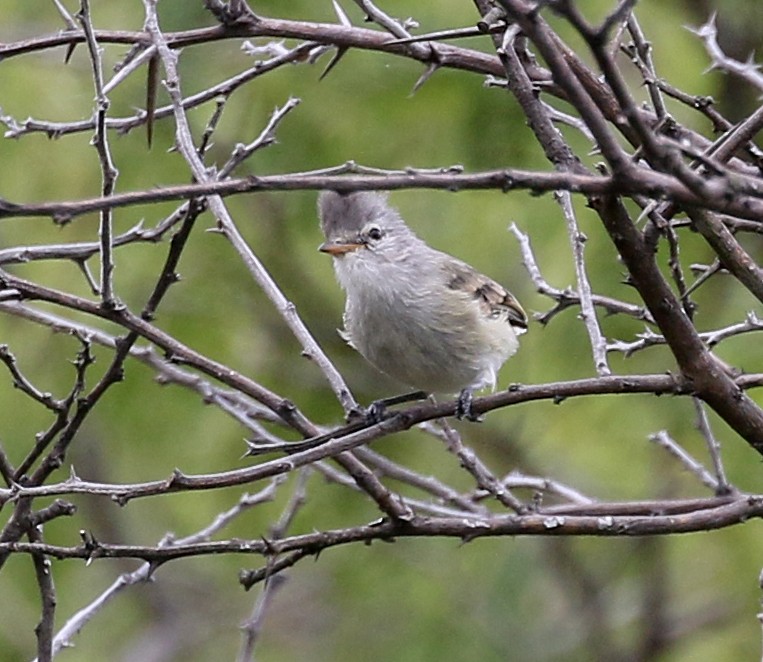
[692,398,733,495]
[0,345,63,411]
[217,97,301,178]
[509,223,653,324]
[625,14,668,120]
[76,0,118,307]
[41,480,283,660]
[556,190,611,375]
[30,526,56,662]
[238,471,309,661]
[695,16,763,93]
[427,417,526,513]
[648,430,720,492]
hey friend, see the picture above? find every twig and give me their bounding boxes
[238,471,309,661]
[352,0,414,40]
[540,100,596,142]
[76,0,118,307]
[509,223,653,323]
[426,418,526,513]
[1,41,319,141]
[703,312,763,347]
[237,574,287,662]
[354,445,487,514]
[51,0,77,29]
[692,399,733,495]
[141,9,358,415]
[556,190,611,375]
[197,95,228,157]
[0,445,15,487]
[0,345,63,411]
[103,44,156,95]
[41,480,283,660]
[695,16,763,93]
[688,208,763,304]
[648,430,720,492]
[708,104,763,167]
[311,457,491,518]
[663,219,695,318]
[30,526,56,662]
[494,470,594,507]
[6,164,763,223]
[218,98,301,178]
[625,14,668,120]
[607,312,763,356]
[0,221,156,266]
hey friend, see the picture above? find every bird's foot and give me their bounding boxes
[347,390,429,425]
[456,388,483,422]
[346,401,387,425]
[365,400,388,424]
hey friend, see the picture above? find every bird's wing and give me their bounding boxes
[444,259,528,330]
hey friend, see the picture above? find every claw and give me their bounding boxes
[365,400,387,424]
[345,401,387,424]
[456,388,483,422]
[345,405,367,424]
[347,390,428,425]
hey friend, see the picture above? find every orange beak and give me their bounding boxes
[318,240,364,256]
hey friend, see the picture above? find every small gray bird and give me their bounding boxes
[318,190,527,420]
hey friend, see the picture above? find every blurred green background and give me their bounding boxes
[1,1,762,660]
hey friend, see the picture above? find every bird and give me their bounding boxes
[317,190,527,421]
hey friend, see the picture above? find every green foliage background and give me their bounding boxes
[0,1,762,660]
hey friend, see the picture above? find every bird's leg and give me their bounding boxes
[349,390,429,424]
[456,388,483,422]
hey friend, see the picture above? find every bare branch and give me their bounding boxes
[426,417,526,513]
[695,16,763,93]
[30,526,56,662]
[692,399,733,495]
[556,190,611,375]
[42,480,283,659]
[509,223,653,323]
[4,495,762,571]
[649,430,722,493]
[76,0,119,307]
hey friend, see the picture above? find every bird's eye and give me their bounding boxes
[365,224,384,241]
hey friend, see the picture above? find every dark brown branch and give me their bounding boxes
[1,495,761,570]
[30,525,56,662]
[3,166,763,223]
[0,20,504,79]
[594,195,763,455]
[2,372,762,506]
[687,209,763,305]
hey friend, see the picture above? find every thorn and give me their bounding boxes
[146,54,159,149]
[64,42,77,64]
[319,47,348,81]
[411,61,440,95]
